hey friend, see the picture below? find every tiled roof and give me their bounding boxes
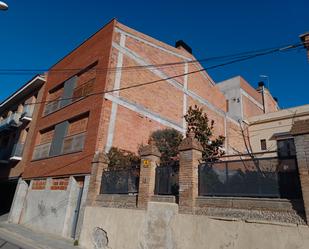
[290,119,309,135]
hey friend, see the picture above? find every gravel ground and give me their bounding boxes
[195,207,307,225]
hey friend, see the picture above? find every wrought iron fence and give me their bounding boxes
[198,157,302,199]
[155,161,179,196]
[100,166,140,194]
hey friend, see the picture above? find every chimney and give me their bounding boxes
[300,32,309,61]
[175,40,192,54]
[256,81,265,92]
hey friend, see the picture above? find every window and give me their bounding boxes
[32,128,54,160]
[260,139,267,151]
[277,138,296,158]
[43,64,96,116]
[62,116,88,154]
[32,114,89,160]
[44,85,64,116]
[72,78,94,99]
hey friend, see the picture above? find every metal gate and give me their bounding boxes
[154,161,179,196]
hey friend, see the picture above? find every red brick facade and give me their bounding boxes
[31,179,46,190]
[20,19,279,180]
[50,178,69,190]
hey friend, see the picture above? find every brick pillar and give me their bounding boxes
[86,151,109,206]
[293,134,309,222]
[138,139,161,209]
[178,131,203,213]
[291,120,309,223]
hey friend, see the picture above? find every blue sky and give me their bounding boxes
[0,0,308,108]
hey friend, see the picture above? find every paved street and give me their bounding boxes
[0,234,36,249]
[0,237,28,249]
[0,219,81,249]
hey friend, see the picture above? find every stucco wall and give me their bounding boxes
[248,107,309,156]
[79,202,309,249]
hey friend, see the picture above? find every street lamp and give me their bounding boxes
[0,1,8,10]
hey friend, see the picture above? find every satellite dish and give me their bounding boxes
[0,1,8,10]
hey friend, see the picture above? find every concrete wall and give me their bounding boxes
[79,202,309,249]
[8,179,28,223]
[17,176,82,238]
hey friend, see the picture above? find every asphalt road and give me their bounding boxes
[0,234,37,249]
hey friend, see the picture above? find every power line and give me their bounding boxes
[0,41,306,75]
[22,42,304,107]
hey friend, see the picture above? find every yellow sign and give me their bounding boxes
[143,159,150,168]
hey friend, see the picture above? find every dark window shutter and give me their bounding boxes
[60,76,77,107]
[49,121,69,156]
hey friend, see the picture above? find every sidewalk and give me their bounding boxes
[0,220,84,249]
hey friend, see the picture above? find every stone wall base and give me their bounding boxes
[95,194,138,208]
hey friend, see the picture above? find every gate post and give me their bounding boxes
[86,151,109,206]
[178,131,203,213]
[291,120,309,223]
[138,139,161,209]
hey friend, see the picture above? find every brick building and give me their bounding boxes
[0,75,45,215]
[6,19,279,238]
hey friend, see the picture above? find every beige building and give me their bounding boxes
[248,104,309,157]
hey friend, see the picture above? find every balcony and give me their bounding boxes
[21,105,34,121]
[0,113,22,132]
[9,142,25,161]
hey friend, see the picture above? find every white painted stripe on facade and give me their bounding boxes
[112,42,184,90]
[112,42,229,118]
[113,30,243,129]
[183,63,188,132]
[105,93,185,133]
[114,41,240,126]
[115,27,192,61]
[105,34,126,153]
[240,89,264,110]
[115,27,217,90]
